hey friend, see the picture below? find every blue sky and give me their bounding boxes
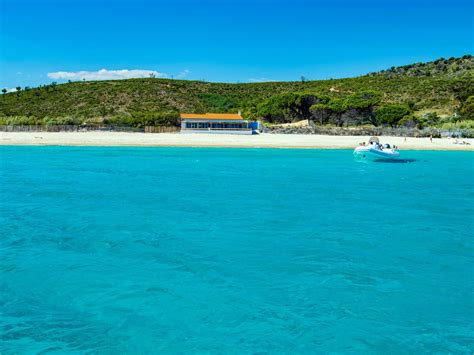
[0,0,472,88]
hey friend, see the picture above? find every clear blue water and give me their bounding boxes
[1,146,473,353]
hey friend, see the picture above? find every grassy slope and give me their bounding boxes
[1,58,473,120]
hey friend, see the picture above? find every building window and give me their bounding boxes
[185,120,248,130]
[186,122,199,129]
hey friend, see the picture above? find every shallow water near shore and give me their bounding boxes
[1,146,473,353]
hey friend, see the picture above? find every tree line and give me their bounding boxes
[247,91,474,128]
[0,111,180,128]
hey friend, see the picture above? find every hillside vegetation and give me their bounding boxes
[366,55,473,78]
[1,55,473,128]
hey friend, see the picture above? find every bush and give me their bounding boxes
[417,112,441,128]
[460,96,474,119]
[376,104,411,127]
[439,120,474,130]
[2,116,41,125]
[256,93,318,123]
[344,90,380,109]
[104,112,179,127]
[131,111,180,127]
[198,93,239,111]
[103,114,135,126]
[399,114,418,128]
[43,116,82,125]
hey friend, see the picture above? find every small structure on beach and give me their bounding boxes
[180,112,255,134]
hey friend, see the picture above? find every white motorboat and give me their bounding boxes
[353,145,400,160]
[353,136,400,160]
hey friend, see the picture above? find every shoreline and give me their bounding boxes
[1,132,473,151]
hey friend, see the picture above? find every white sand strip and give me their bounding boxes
[0,132,473,151]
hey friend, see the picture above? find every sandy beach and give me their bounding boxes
[0,131,473,150]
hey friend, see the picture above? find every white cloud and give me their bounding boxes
[47,69,164,81]
[0,87,19,93]
[16,71,23,75]
[176,69,190,79]
[248,77,274,83]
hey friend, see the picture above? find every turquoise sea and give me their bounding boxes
[1,146,473,353]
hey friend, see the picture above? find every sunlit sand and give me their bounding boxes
[1,132,472,150]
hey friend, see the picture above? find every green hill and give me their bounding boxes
[1,55,473,128]
[366,55,473,78]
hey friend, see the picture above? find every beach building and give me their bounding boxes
[180,112,256,134]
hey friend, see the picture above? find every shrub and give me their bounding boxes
[131,111,180,127]
[376,104,411,127]
[344,90,381,109]
[418,112,441,128]
[3,116,41,125]
[256,93,323,123]
[460,96,474,119]
[43,116,82,125]
[104,112,179,127]
[399,114,418,128]
[439,120,474,130]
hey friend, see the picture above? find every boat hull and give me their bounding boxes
[353,146,400,160]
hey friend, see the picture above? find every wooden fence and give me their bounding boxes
[144,126,180,133]
[0,125,180,133]
[1,124,470,138]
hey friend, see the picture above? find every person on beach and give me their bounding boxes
[430,134,433,143]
